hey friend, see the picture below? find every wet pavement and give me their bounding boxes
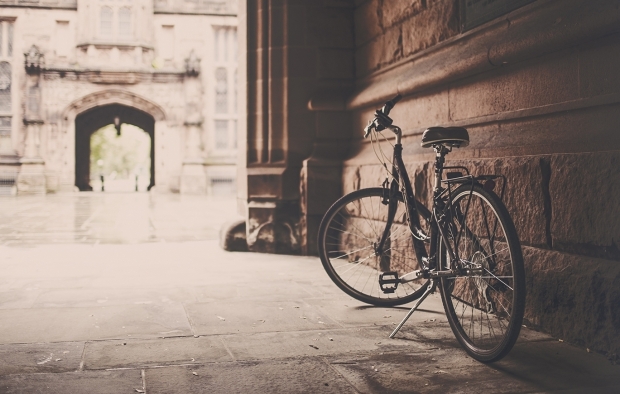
[0,192,619,393]
[0,192,239,245]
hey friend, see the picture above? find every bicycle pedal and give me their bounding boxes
[379,271,399,293]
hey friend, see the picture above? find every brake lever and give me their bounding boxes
[364,120,375,138]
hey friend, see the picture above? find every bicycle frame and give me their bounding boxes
[374,125,494,279]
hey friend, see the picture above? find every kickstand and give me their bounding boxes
[389,280,437,338]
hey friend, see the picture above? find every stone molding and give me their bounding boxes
[43,69,185,85]
[154,0,237,16]
[345,0,620,110]
[62,89,167,121]
[0,0,76,9]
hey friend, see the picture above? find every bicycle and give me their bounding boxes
[317,95,526,362]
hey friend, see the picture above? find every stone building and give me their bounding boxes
[235,1,620,359]
[0,0,238,195]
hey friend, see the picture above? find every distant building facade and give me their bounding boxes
[0,0,238,195]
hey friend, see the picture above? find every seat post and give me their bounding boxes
[432,144,449,193]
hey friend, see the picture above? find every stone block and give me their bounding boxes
[449,156,549,248]
[358,163,388,190]
[17,163,47,195]
[523,246,620,357]
[286,46,318,79]
[401,0,458,57]
[315,111,353,141]
[449,49,580,121]
[179,163,207,194]
[342,165,360,195]
[490,104,620,156]
[300,213,321,256]
[388,91,450,133]
[579,32,620,98]
[318,48,355,80]
[355,38,379,76]
[379,0,425,30]
[307,6,354,48]
[404,161,432,209]
[354,0,382,47]
[379,25,404,67]
[355,22,404,76]
[549,151,620,259]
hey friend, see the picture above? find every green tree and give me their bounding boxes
[90,124,151,181]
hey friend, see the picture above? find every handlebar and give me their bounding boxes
[364,94,402,138]
[382,94,402,116]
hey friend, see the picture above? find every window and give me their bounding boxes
[0,21,12,153]
[0,116,10,148]
[212,26,237,152]
[0,63,9,113]
[118,7,132,38]
[55,21,71,57]
[160,25,174,60]
[99,2,134,40]
[215,120,228,150]
[100,7,113,37]
[215,67,227,114]
[6,22,12,57]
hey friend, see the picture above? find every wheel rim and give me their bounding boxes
[321,190,428,303]
[441,189,519,354]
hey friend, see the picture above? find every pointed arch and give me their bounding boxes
[63,89,166,122]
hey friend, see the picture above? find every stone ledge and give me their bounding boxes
[346,0,620,109]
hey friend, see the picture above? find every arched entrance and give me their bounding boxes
[75,104,155,191]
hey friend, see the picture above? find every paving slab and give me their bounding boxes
[0,342,84,376]
[184,300,342,335]
[221,326,431,361]
[83,336,232,370]
[0,370,144,394]
[0,303,192,344]
[144,359,358,394]
[303,293,446,328]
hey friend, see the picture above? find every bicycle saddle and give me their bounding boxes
[421,127,469,148]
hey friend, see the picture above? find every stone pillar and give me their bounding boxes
[180,50,208,194]
[18,120,46,194]
[233,0,355,254]
[180,121,207,194]
[17,46,46,195]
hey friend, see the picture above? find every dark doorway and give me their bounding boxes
[75,104,155,191]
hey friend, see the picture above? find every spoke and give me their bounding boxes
[481,267,514,291]
[329,244,374,260]
[336,252,377,275]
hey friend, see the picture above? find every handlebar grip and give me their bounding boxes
[383,94,402,115]
[389,94,402,106]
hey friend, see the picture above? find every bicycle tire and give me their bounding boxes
[438,184,525,362]
[318,187,431,306]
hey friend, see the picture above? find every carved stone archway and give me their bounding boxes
[64,90,166,191]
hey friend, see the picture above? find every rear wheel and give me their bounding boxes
[438,184,525,362]
[318,187,431,306]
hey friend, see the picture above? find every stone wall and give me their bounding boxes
[341,0,620,359]
[237,0,619,358]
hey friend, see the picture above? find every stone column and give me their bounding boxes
[232,0,355,254]
[180,50,208,194]
[17,46,46,195]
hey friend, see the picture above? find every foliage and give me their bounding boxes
[90,124,151,180]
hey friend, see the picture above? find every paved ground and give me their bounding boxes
[0,193,619,393]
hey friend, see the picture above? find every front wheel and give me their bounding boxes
[439,184,525,362]
[318,187,431,306]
